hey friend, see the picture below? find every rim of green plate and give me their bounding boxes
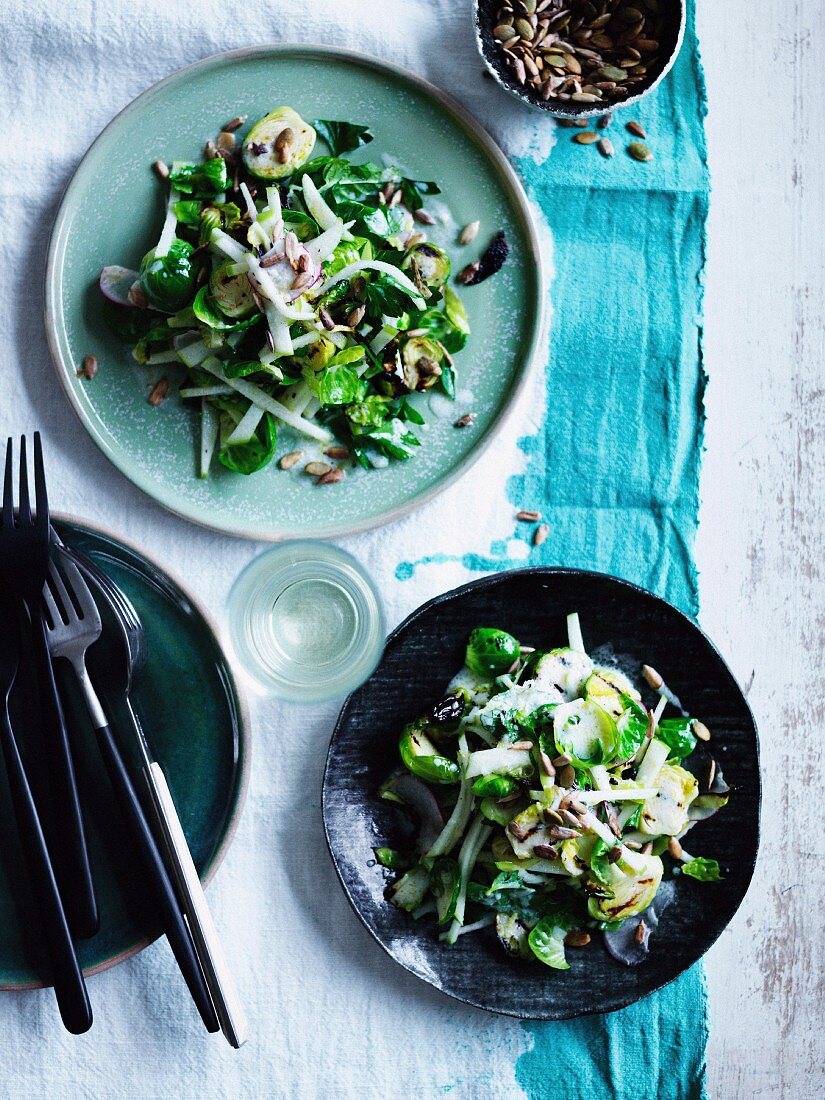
[1,511,251,991]
[44,43,546,542]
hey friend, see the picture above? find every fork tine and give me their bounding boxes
[33,432,48,532]
[18,436,31,526]
[2,438,14,528]
[55,550,102,630]
[47,558,78,624]
[42,577,61,629]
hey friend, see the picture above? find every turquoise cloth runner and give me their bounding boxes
[515,8,709,1099]
[405,4,709,1097]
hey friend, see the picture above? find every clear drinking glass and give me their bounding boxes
[226,541,385,702]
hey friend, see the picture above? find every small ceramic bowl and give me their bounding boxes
[474,0,686,120]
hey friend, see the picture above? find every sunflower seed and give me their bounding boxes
[598,137,615,157]
[148,378,168,406]
[641,664,663,689]
[284,231,299,264]
[548,824,580,841]
[457,260,481,285]
[454,413,476,428]
[571,92,601,102]
[273,127,294,163]
[510,55,527,83]
[414,208,436,225]
[279,450,302,470]
[573,130,599,144]
[641,841,654,855]
[223,115,247,132]
[319,308,335,331]
[305,461,331,477]
[517,509,542,521]
[152,159,170,179]
[628,140,653,162]
[627,119,647,138]
[347,305,366,327]
[459,221,480,245]
[79,354,99,380]
[607,845,623,863]
[561,809,581,828]
[534,843,559,861]
[634,919,648,945]
[693,720,711,742]
[533,523,550,546]
[324,445,350,460]
[316,468,344,485]
[559,764,575,787]
[291,270,313,291]
[565,930,591,947]
[668,837,684,860]
[539,752,556,778]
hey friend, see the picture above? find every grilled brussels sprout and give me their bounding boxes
[402,242,451,288]
[402,336,443,391]
[466,627,520,678]
[587,854,663,923]
[552,698,620,766]
[524,647,594,701]
[209,259,256,318]
[585,668,640,719]
[639,764,698,836]
[243,107,316,179]
[399,721,460,785]
[497,912,532,959]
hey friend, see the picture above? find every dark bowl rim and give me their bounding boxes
[322,565,761,1019]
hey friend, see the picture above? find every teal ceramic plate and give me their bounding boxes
[0,517,248,989]
[46,45,544,540]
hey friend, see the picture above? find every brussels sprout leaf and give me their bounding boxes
[314,119,374,156]
[680,857,723,882]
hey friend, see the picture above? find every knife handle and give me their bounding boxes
[145,761,248,1048]
[31,614,98,938]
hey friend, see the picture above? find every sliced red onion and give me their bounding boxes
[391,773,445,853]
[99,265,141,307]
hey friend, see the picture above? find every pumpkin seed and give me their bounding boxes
[494,23,517,41]
[594,65,627,81]
[573,130,599,144]
[515,17,534,38]
[628,140,653,162]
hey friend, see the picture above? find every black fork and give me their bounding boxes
[0,435,98,939]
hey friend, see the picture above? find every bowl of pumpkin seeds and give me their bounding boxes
[474,0,686,118]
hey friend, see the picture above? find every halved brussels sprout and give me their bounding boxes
[528,918,570,970]
[586,853,663,923]
[466,627,520,678]
[559,833,597,878]
[402,242,451,288]
[401,335,443,391]
[506,803,566,859]
[480,796,517,826]
[304,336,336,372]
[399,721,460,785]
[497,912,532,959]
[525,647,593,701]
[639,764,698,836]
[209,259,256,318]
[585,668,639,719]
[471,774,519,799]
[243,107,316,179]
[552,698,619,766]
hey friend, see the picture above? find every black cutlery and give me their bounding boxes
[0,435,97,939]
[41,547,220,1036]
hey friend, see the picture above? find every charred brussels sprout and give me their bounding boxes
[586,854,663,923]
[402,242,451,288]
[402,336,443,391]
[398,721,460,784]
[243,107,316,179]
[209,259,256,318]
[139,239,197,312]
[465,627,520,678]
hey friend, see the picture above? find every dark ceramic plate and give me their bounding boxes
[323,568,759,1019]
[0,517,248,989]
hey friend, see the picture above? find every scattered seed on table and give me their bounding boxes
[279,450,302,470]
[454,413,476,428]
[414,208,436,225]
[517,509,542,522]
[565,931,591,948]
[459,221,480,245]
[597,113,613,129]
[78,355,98,380]
[324,445,350,460]
[222,115,247,132]
[635,920,648,945]
[534,523,550,546]
[598,137,615,158]
[152,159,169,179]
[573,131,599,144]
[148,378,168,406]
[668,837,684,860]
[628,140,653,162]
[627,120,647,138]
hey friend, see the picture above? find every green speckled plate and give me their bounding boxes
[0,517,248,989]
[45,45,544,540]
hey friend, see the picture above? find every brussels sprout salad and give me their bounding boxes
[377,614,729,970]
[98,108,484,478]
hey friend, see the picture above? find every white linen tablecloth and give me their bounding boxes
[0,2,553,1095]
